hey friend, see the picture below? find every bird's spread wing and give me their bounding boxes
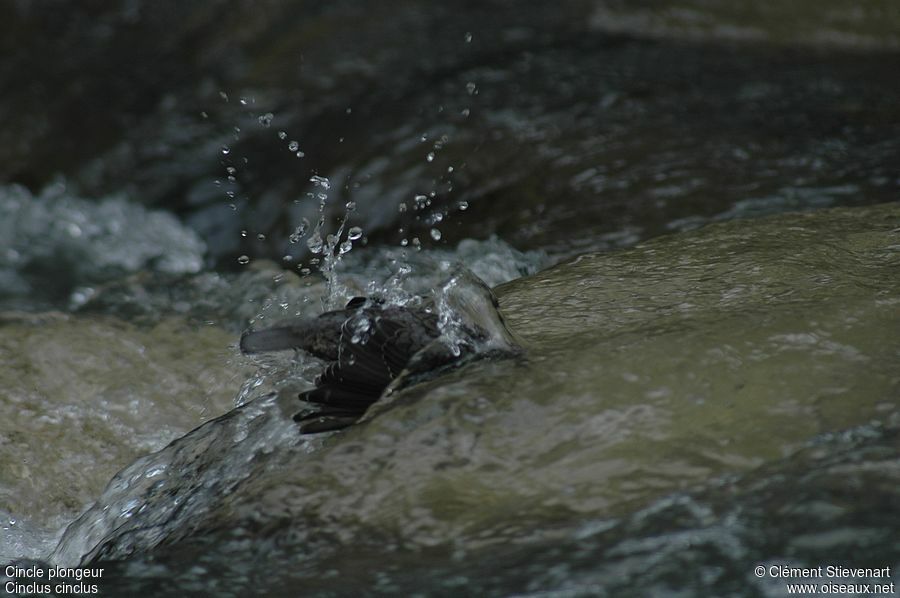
[241,275,518,435]
[293,310,439,433]
[239,310,353,361]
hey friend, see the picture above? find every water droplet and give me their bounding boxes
[430,228,442,241]
[348,226,363,240]
[226,166,236,175]
[237,255,250,265]
[310,175,330,190]
[400,238,409,247]
[348,317,371,343]
[278,131,287,140]
[412,237,422,249]
[258,112,274,127]
[256,233,266,240]
[233,126,241,134]
[240,230,247,237]
[221,145,231,155]
[345,201,357,211]
[295,151,305,158]
[200,111,208,118]
[306,232,324,253]
[289,220,309,243]
[339,240,353,254]
[288,140,299,152]
[466,82,477,95]
[219,91,229,101]
[464,32,473,43]
[398,202,408,213]
[426,152,435,162]
[461,108,471,117]
[458,200,469,211]
[282,255,293,262]
[447,166,454,173]
[239,97,248,106]
[346,107,352,114]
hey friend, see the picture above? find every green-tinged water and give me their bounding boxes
[0,315,243,532]
[16,202,896,596]
[589,0,900,48]
[3,2,900,595]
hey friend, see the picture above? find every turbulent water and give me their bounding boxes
[3,199,898,596]
[2,2,899,596]
[3,3,899,265]
[0,181,548,570]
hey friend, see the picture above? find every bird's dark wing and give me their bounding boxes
[293,307,440,433]
[239,308,363,360]
[241,298,446,434]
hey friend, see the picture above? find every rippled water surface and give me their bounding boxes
[2,2,898,263]
[1,2,899,596]
[3,204,895,596]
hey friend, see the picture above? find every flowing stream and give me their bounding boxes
[1,2,899,596]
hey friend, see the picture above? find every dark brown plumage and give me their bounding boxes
[241,268,521,434]
[241,297,449,433]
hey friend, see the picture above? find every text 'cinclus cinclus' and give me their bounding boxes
[240,268,521,434]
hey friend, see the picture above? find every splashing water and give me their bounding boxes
[8,201,896,597]
[0,182,206,311]
[49,392,324,567]
[46,262,525,568]
[290,174,363,309]
[4,97,551,575]
[432,265,521,359]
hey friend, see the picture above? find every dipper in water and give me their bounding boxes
[240,268,520,433]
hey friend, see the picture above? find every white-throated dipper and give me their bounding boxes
[240,268,520,433]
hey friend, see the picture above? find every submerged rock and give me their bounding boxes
[26,203,900,594]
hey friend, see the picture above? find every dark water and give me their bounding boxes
[2,2,898,268]
[1,2,899,597]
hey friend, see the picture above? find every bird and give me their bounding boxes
[240,268,520,434]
